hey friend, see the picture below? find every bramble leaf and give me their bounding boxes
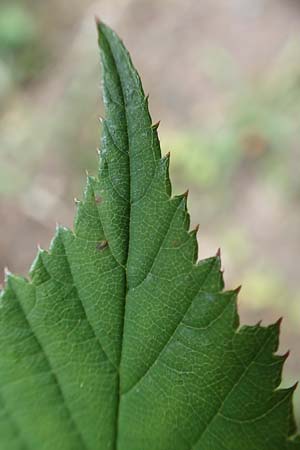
[0,21,298,450]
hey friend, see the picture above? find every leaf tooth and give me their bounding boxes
[0,267,13,296]
[98,152,108,175]
[216,247,221,258]
[264,319,283,354]
[276,316,283,330]
[5,273,27,291]
[160,152,170,167]
[4,267,12,283]
[279,383,299,403]
[55,222,69,235]
[0,282,7,301]
[183,188,189,199]
[54,224,69,239]
[173,190,189,212]
[272,350,291,383]
[30,247,50,285]
[151,120,161,130]
[189,224,200,239]
[51,225,71,254]
[84,175,96,197]
[5,271,13,286]
[194,223,200,233]
[234,285,242,295]
[155,153,172,197]
[189,229,200,263]
[32,245,45,262]
[88,174,96,183]
[219,270,225,290]
[271,385,298,417]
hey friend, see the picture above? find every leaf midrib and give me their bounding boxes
[104,28,169,450]
[101,31,130,450]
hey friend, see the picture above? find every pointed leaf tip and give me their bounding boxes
[216,248,221,257]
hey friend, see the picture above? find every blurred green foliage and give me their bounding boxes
[0,6,35,52]
[0,4,46,86]
[165,42,300,201]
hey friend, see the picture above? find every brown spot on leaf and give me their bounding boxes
[95,196,102,204]
[96,240,108,251]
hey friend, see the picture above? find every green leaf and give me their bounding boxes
[0,21,298,450]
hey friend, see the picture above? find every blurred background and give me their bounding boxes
[0,0,299,423]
